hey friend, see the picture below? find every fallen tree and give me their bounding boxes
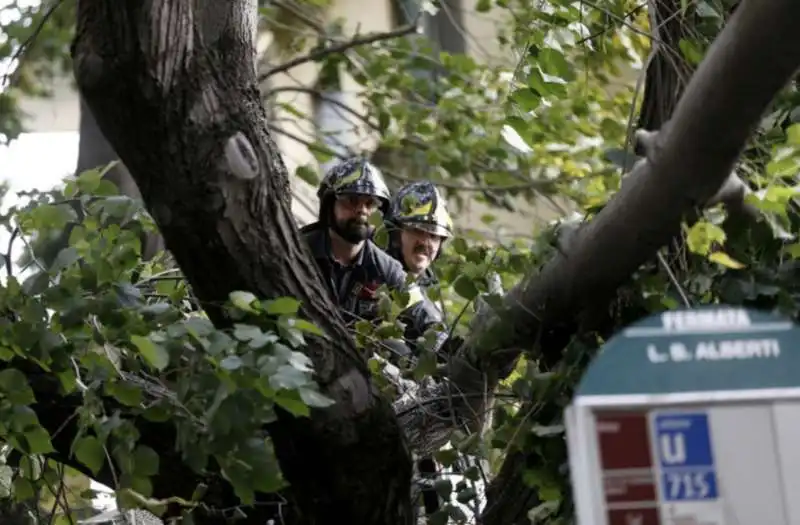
[7,0,787,522]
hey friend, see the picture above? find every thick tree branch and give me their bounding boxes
[259,23,418,81]
[396,0,800,510]
[70,1,412,524]
[477,0,800,520]
[466,0,800,383]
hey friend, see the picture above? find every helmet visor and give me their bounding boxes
[403,220,452,238]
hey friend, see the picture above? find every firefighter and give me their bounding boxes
[300,157,448,360]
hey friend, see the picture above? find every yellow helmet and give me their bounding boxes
[387,181,453,238]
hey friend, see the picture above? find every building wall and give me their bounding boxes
[16,0,578,239]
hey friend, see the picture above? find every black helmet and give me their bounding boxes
[386,181,454,238]
[317,157,391,215]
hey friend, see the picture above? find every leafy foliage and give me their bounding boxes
[0,173,342,520]
[5,0,800,523]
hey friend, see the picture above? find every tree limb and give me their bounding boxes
[480,0,800,520]
[71,1,413,524]
[259,23,419,81]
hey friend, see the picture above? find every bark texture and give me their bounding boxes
[71,1,412,524]
[45,0,800,523]
[636,0,696,133]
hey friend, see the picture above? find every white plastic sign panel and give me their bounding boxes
[565,306,800,525]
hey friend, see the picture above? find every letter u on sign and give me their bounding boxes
[660,433,687,465]
[653,412,715,469]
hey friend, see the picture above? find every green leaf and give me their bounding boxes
[708,251,745,269]
[233,324,264,342]
[298,387,335,408]
[429,509,449,525]
[220,355,243,371]
[785,242,800,259]
[124,473,154,498]
[434,448,459,467]
[12,476,34,501]
[787,123,800,145]
[24,426,55,454]
[105,381,143,407]
[453,275,480,300]
[51,246,81,272]
[21,271,50,296]
[274,390,310,417]
[143,403,172,423]
[537,48,573,81]
[270,365,310,390]
[448,504,468,522]
[685,221,726,256]
[19,455,42,480]
[74,436,105,475]
[475,0,491,12]
[434,478,453,498]
[131,335,169,371]
[451,237,469,255]
[292,318,324,336]
[0,368,36,405]
[230,291,259,313]
[538,484,562,501]
[76,163,118,194]
[24,202,77,230]
[456,485,477,503]
[264,297,301,315]
[295,164,320,186]
[133,445,160,477]
[678,38,704,65]
[412,351,438,380]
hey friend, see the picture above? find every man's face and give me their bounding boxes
[400,226,443,274]
[332,194,381,244]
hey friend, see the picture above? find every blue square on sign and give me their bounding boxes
[660,470,719,501]
[654,412,715,468]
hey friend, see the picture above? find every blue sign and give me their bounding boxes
[653,412,719,502]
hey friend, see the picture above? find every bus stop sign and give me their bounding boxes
[565,306,800,525]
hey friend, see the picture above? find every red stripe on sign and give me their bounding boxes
[604,474,657,503]
[608,507,661,525]
[596,411,654,470]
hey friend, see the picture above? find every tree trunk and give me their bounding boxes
[636,0,696,133]
[71,1,413,524]
[51,0,800,524]
[75,96,165,260]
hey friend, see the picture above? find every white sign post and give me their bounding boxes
[566,306,800,525]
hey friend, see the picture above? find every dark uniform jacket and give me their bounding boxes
[301,223,447,355]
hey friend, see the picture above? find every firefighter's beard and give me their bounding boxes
[332,216,370,244]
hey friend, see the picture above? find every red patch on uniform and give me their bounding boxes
[359,281,380,299]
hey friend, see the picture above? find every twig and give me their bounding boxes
[260,23,418,80]
[265,85,377,129]
[5,227,19,277]
[268,124,565,193]
[1,0,67,90]
[269,0,326,34]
